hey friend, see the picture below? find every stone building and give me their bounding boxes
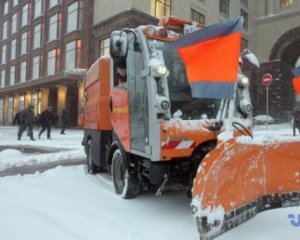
[250,0,300,120]
[92,0,251,63]
[0,0,93,126]
[0,0,252,126]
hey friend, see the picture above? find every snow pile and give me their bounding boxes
[0,149,85,171]
[0,149,23,158]
[163,118,214,133]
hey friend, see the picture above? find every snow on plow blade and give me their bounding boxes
[192,137,300,240]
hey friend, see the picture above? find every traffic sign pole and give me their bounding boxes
[262,73,273,131]
[266,86,269,131]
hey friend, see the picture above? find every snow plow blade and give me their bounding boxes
[192,137,300,240]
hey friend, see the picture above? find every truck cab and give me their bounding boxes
[82,17,251,198]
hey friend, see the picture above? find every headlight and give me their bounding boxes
[156,96,170,113]
[241,77,249,85]
[161,101,170,111]
[146,26,156,35]
[149,58,169,78]
[156,65,168,76]
[238,74,249,87]
[159,29,168,38]
[240,99,252,115]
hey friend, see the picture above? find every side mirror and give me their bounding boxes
[110,31,128,58]
[241,49,260,68]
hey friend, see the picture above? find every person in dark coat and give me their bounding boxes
[13,111,21,126]
[60,109,68,134]
[293,107,300,136]
[38,106,54,139]
[34,113,41,130]
[17,105,35,141]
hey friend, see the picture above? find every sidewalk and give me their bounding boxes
[0,126,86,173]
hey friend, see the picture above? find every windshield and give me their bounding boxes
[148,39,221,120]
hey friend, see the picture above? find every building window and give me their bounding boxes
[47,49,58,75]
[49,0,59,9]
[21,3,29,27]
[220,0,230,18]
[65,41,81,71]
[67,1,79,33]
[150,0,171,18]
[280,0,293,7]
[11,39,16,60]
[241,38,248,51]
[11,13,18,34]
[19,96,25,110]
[1,70,5,88]
[241,9,248,30]
[2,21,8,40]
[2,45,7,64]
[191,9,205,24]
[21,32,28,55]
[12,0,18,7]
[34,0,43,18]
[20,61,27,82]
[32,55,41,79]
[0,99,3,124]
[99,38,110,57]
[48,14,59,41]
[8,97,13,122]
[3,1,9,15]
[33,24,42,49]
[241,0,248,8]
[10,65,15,85]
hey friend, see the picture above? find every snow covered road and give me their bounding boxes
[0,166,198,240]
[1,166,300,240]
[1,125,300,239]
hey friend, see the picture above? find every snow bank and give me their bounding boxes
[0,149,23,158]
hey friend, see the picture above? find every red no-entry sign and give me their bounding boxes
[262,73,273,87]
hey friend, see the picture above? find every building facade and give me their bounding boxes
[250,0,300,119]
[92,0,251,62]
[6,1,299,125]
[0,0,93,126]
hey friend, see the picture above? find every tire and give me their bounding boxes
[112,149,140,199]
[87,139,98,174]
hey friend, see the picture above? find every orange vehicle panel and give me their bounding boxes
[160,120,219,160]
[84,58,112,131]
[110,87,131,152]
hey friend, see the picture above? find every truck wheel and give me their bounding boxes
[87,139,98,174]
[112,149,140,199]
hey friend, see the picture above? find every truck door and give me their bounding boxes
[127,41,149,153]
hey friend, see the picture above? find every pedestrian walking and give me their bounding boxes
[293,107,300,136]
[39,106,54,139]
[13,111,21,126]
[34,113,41,130]
[17,105,35,141]
[60,109,68,134]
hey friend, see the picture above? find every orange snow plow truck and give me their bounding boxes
[81,16,300,239]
